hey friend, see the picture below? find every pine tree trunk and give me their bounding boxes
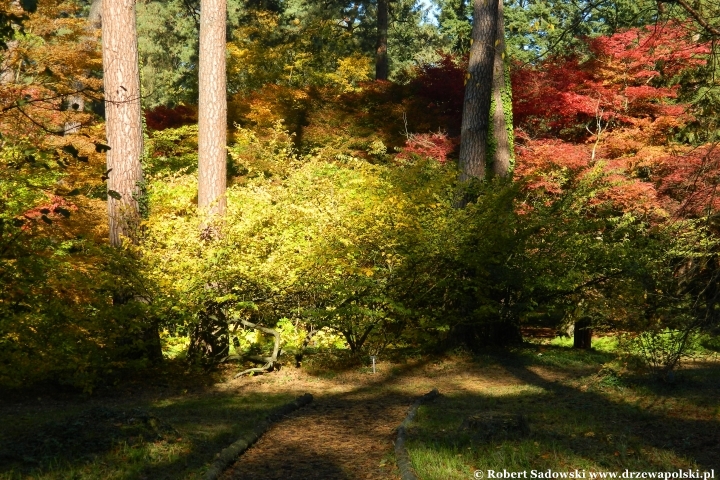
[458,0,498,182]
[490,0,512,177]
[101,0,144,247]
[198,0,227,218]
[375,0,389,81]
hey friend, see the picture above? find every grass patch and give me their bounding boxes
[510,344,617,371]
[407,345,720,479]
[0,391,294,479]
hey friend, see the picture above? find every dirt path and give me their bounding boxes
[217,355,526,480]
[220,392,410,479]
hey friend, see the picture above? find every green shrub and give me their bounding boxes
[139,123,462,362]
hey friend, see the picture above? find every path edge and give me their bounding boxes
[203,392,313,480]
[395,388,440,480]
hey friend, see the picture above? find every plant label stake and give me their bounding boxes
[370,355,377,374]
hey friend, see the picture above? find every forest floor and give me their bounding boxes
[1,341,719,479]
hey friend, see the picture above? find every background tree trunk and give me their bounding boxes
[458,0,498,182]
[197,0,227,218]
[490,0,512,177]
[102,0,144,247]
[375,0,389,81]
[573,318,593,349]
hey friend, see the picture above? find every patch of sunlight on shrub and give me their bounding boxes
[549,335,618,352]
[162,334,190,359]
[549,336,574,348]
[592,336,619,352]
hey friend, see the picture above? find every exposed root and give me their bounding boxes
[231,319,282,378]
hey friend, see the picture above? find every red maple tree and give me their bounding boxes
[511,22,716,219]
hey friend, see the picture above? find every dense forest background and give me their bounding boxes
[1,0,720,391]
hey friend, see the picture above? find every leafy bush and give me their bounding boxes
[619,329,701,380]
[0,144,158,391]
[139,122,462,361]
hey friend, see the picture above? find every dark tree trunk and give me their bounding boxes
[188,302,229,364]
[458,0,498,181]
[573,318,593,349]
[375,0,388,81]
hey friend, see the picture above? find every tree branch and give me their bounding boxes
[230,318,282,378]
[666,0,720,37]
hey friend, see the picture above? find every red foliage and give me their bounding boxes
[410,53,467,120]
[397,132,459,164]
[145,105,197,131]
[588,25,710,79]
[23,195,77,227]
[511,23,715,219]
[512,23,708,141]
[654,146,720,215]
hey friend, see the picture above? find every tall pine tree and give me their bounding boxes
[101,0,144,246]
[197,0,227,218]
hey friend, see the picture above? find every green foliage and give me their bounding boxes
[136,0,445,107]
[619,329,701,380]
[0,141,160,391]
[136,0,248,108]
[140,122,461,355]
[503,0,658,63]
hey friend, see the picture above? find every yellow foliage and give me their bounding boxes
[323,54,372,93]
[139,124,460,352]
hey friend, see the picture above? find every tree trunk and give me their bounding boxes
[375,0,389,81]
[458,0,498,182]
[233,319,281,377]
[88,0,103,28]
[101,0,144,247]
[198,0,227,218]
[490,0,512,177]
[573,318,592,349]
[188,302,229,364]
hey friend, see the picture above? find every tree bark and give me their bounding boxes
[573,318,592,349]
[102,0,144,247]
[490,0,512,177]
[375,0,389,81]
[198,0,227,218]
[458,0,498,182]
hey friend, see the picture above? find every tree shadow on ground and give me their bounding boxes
[0,357,434,479]
[0,391,296,479]
[407,351,720,476]
[224,445,353,480]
